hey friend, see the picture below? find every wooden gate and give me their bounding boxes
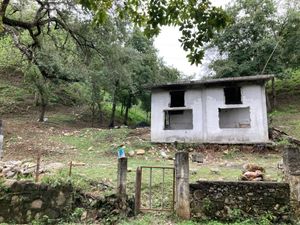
[134,166,175,214]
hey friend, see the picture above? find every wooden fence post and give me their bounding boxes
[69,161,73,176]
[117,157,128,196]
[35,149,41,183]
[175,151,190,219]
[0,120,3,159]
[134,167,142,215]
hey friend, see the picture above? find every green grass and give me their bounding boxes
[43,128,283,197]
[119,213,276,225]
[47,113,78,124]
[266,70,300,139]
[270,104,300,139]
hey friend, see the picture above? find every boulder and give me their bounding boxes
[136,149,145,155]
[128,151,135,157]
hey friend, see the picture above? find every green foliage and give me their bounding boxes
[67,208,85,223]
[80,0,229,65]
[203,197,215,215]
[0,79,31,113]
[209,0,300,77]
[41,170,89,190]
[0,1,181,123]
[274,69,300,98]
[0,36,23,70]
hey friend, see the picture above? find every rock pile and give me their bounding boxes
[0,160,64,179]
[241,164,265,181]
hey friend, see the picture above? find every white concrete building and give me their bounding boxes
[150,75,273,143]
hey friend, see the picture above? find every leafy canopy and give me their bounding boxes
[209,0,300,77]
[79,0,229,65]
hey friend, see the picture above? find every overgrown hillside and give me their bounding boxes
[268,70,300,139]
[0,72,149,127]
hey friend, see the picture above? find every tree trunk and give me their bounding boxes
[91,103,96,127]
[109,97,117,128]
[36,69,48,122]
[97,102,103,126]
[34,92,39,106]
[123,94,132,125]
[109,80,119,128]
[38,92,47,122]
[120,102,124,116]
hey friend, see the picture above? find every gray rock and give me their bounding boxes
[191,153,204,163]
[4,170,16,178]
[31,199,43,209]
[56,191,66,206]
[128,151,135,157]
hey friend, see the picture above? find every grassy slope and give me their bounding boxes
[269,71,300,139]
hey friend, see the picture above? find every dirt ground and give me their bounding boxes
[1,110,283,185]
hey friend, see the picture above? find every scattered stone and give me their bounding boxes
[127,167,133,172]
[136,149,145,155]
[160,150,168,159]
[128,151,135,157]
[191,153,204,163]
[4,170,16,178]
[241,163,265,181]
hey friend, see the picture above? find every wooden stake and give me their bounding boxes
[35,149,41,183]
[69,161,73,176]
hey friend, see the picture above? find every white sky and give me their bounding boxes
[154,0,231,78]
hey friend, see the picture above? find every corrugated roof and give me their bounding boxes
[150,75,274,90]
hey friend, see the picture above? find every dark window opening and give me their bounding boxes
[224,87,242,104]
[164,109,193,130]
[219,107,251,128]
[170,91,185,107]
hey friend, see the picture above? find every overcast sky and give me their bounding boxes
[154,0,231,78]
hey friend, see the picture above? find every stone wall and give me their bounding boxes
[0,180,73,223]
[190,181,290,222]
[283,145,300,215]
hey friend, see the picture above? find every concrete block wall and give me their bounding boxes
[151,84,269,143]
